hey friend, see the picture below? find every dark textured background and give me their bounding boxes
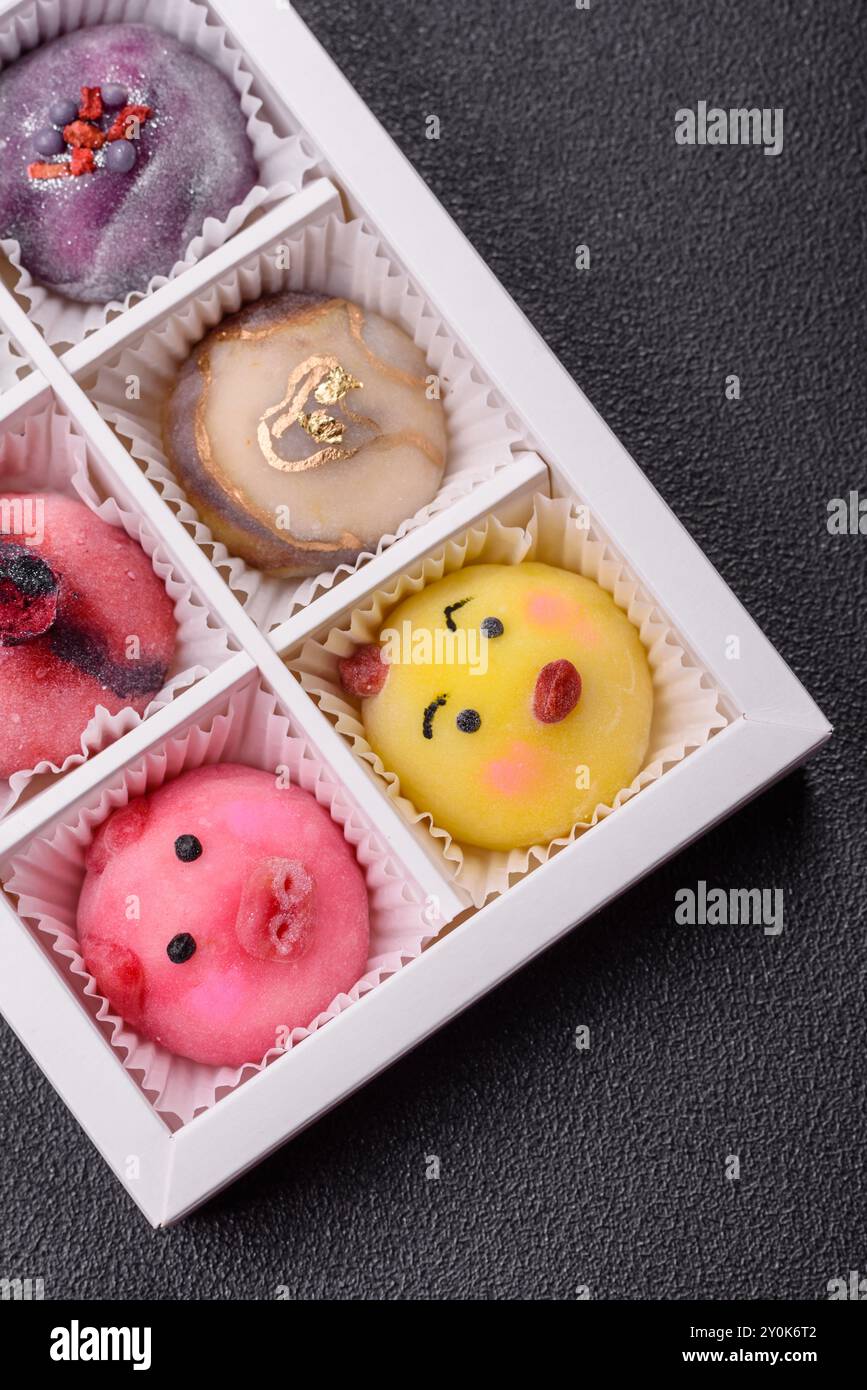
[1,0,865,1301]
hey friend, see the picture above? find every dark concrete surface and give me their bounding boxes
[0,0,864,1300]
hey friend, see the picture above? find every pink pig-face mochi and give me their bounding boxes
[77,765,371,1068]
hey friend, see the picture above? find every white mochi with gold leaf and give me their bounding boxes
[165,292,447,576]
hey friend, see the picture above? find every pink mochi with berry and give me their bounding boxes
[77,765,371,1068]
[0,491,176,779]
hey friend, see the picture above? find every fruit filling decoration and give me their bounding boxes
[0,24,258,302]
[27,83,152,181]
[76,766,371,1068]
[0,493,177,780]
[338,562,654,852]
[164,291,448,577]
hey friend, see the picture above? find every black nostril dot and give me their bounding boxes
[175,834,202,862]
[167,933,196,964]
[456,709,482,733]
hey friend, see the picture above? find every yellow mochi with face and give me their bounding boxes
[358,563,654,852]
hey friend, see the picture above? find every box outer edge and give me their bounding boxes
[0,0,832,1225]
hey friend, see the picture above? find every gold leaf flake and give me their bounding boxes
[314,365,363,405]
[298,410,345,444]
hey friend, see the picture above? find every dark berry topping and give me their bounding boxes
[1,546,57,598]
[480,617,504,638]
[49,98,78,126]
[166,933,196,964]
[34,126,65,156]
[101,83,128,109]
[443,598,472,632]
[422,694,448,739]
[106,139,136,173]
[456,708,482,733]
[29,94,152,184]
[0,542,59,645]
[174,834,203,863]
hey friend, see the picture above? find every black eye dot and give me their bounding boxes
[175,834,202,863]
[480,617,504,638]
[456,709,482,733]
[166,933,196,964]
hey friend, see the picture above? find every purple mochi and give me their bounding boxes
[0,23,259,303]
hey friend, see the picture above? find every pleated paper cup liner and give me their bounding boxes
[0,0,321,347]
[89,213,526,633]
[0,405,233,816]
[290,493,729,907]
[0,326,28,393]
[3,679,436,1125]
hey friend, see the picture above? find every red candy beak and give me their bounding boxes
[338,643,388,698]
[533,659,582,724]
[235,857,315,963]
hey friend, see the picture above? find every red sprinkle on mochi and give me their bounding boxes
[63,119,105,150]
[106,104,152,141]
[78,86,104,120]
[338,644,388,698]
[69,147,95,176]
[27,161,69,180]
[533,659,582,724]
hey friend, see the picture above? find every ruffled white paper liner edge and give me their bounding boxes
[0,404,233,816]
[88,214,527,633]
[4,679,436,1125]
[0,326,28,394]
[290,493,730,907]
[0,0,321,346]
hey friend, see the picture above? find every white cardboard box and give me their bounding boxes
[0,0,830,1225]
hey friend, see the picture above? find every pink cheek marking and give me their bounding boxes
[224,800,275,838]
[526,591,575,627]
[184,972,247,1023]
[526,591,598,645]
[483,742,544,797]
